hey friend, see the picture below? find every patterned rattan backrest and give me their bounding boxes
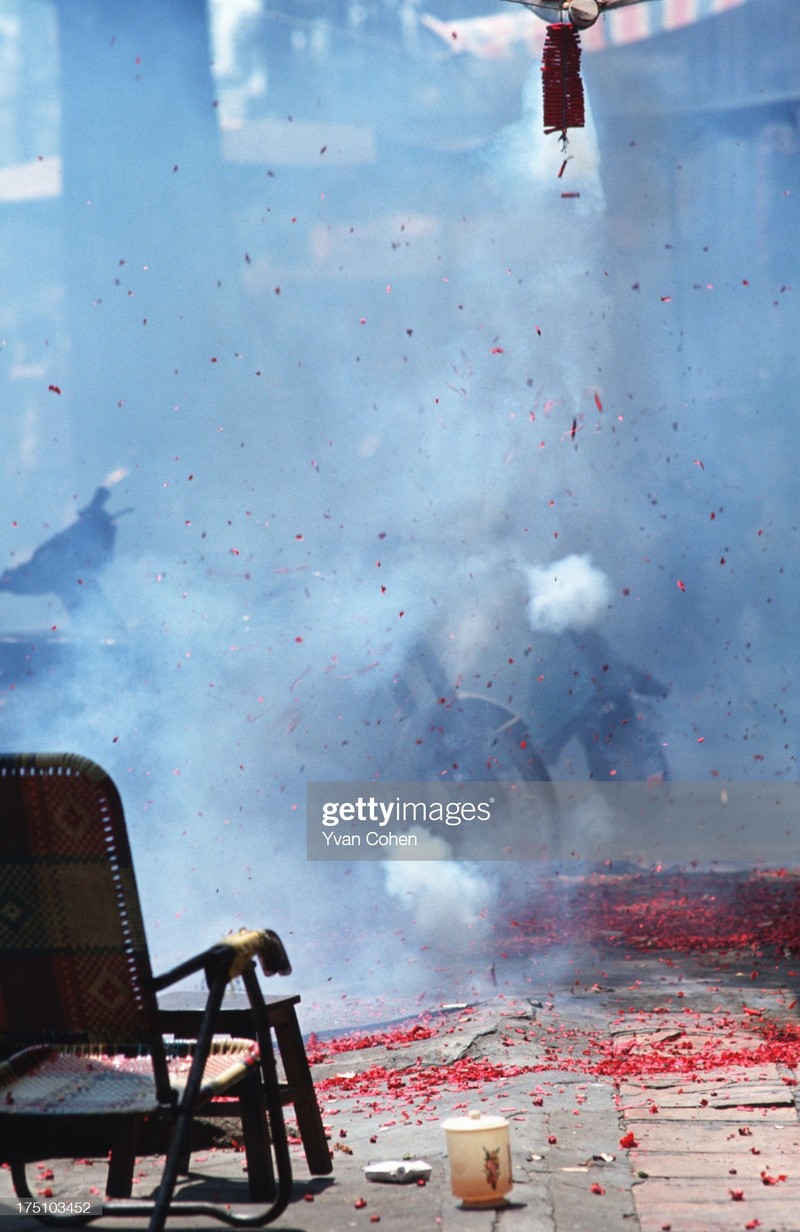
[0,753,159,1047]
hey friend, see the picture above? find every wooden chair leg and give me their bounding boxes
[106,1117,140,1198]
[238,1068,276,1202]
[272,1008,332,1175]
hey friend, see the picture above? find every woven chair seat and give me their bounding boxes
[0,1039,259,1117]
[0,754,309,1229]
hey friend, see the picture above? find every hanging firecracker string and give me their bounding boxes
[541,22,585,148]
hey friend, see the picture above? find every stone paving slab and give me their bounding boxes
[633,1177,800,1202]
[636,1199,800,1232]
[620,1123,800,1152]
[624,1105,792,1122]
[629,1151,800,1180]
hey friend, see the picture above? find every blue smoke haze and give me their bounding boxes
[0,0,797,1025]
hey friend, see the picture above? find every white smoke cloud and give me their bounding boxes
[383,830,493,944]
[526,553,612,633]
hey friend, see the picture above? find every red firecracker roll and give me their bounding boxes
[541,23,585,141]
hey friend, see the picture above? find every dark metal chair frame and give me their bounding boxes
[0,752,328,1231]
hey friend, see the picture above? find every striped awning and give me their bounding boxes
[583,0,751,51]
[421,0,751,58]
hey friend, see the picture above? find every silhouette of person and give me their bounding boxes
[539,628,670,781]
[0,486,131,625]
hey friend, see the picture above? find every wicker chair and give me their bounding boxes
[0,752,304,1230]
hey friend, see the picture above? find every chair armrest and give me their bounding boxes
[152,928,291,992]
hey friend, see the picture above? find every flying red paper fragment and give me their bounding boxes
[491,347,505,354]
[48,384,61,394]
[676,579,686,592]
[594,391,603,412]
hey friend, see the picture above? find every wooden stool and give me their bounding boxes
[158,991,332,1176]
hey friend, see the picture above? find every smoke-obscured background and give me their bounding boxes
[0,0,797,1025]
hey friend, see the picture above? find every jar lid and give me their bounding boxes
[441,1110,508,1132]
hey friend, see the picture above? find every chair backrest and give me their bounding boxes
[0,753,160,1048]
